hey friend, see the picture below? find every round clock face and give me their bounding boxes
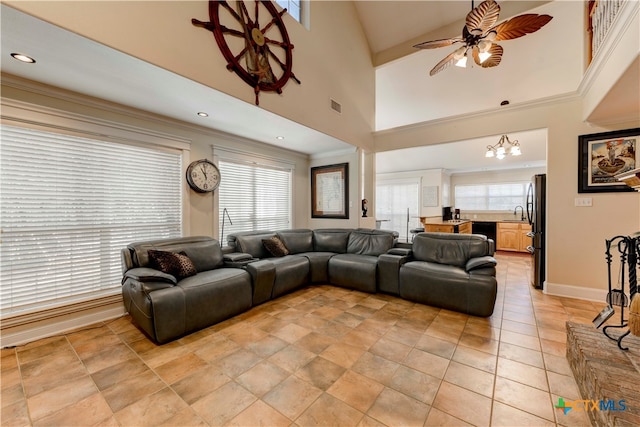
[186,159,221,193]
[192,0,301,105]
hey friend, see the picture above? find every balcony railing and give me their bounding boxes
[589,0,625,62]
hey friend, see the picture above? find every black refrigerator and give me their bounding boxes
[526,174,546,289]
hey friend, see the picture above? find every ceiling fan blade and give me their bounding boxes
[413,37,462,50]
[466,0,501,35]
[429,51,458,76]
[492,14,553,41]
[472,43,503,68]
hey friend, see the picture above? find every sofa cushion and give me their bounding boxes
[148,250,197,280]
[128,236,224,272]
[313,229,351,253]
[236,233,278,259]
[262,236,290,257]
[276,229,314,254]
[347,231,394,256]
[412,233,490,268]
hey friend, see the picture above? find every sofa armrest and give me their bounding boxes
[224,252,258,268]
[378,253,410,295]
[387,247,412,257]
[465,256,497,272]
[245,259,276,305]
[122,267,177,285]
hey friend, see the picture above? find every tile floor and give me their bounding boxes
[1,252,603,426]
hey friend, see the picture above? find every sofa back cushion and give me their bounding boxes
[128,236,224,272]
[277,229,314,254]
[313,229,351,253]
[235,232,278,259]
[347,231,394,256]
[412,233,490,268]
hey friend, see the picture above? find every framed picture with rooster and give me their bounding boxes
[578,128,640,193]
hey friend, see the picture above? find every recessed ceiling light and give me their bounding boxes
[276,136,285,140]
[11,53,36,63]
[197,112,208,117]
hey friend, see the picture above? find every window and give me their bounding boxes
[375,179,420,242]
[218,159,292,246]
[0,125,183,317]
[454,182,528,211]
[275,0,301,23]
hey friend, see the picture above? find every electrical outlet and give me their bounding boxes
[575,197,593,207]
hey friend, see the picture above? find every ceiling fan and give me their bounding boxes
[414,0,553,76]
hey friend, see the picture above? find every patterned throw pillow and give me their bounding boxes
[262,236,290,257]
[148,250,197,280]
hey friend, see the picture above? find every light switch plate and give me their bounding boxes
[575,197,593,207]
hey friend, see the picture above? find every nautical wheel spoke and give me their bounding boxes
[238,0,254,28]
[220,25,246,38]
[265,38,290,49]
[219,1,243,24]
[264,45,287,71]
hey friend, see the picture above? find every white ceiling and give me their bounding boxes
[1,1,634,173]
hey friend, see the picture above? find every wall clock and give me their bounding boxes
[186,159,221,193]
[193,0,301,105]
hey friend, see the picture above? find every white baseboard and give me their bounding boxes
[1,304,126,348]
[544,281,608,303]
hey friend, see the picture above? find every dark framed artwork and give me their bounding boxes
[578,128,640,193]
[311,163,349,219]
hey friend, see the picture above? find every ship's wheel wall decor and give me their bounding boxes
[193,0,300,105]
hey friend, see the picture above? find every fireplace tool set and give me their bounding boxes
[593,235,639,350]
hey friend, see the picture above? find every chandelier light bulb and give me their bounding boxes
[485,135,522,160]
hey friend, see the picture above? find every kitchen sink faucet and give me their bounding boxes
[513,205,524,221]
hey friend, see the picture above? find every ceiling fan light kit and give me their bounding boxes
[414,0,552,76]
[486,135,522,159]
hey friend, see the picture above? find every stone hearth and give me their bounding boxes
[566,322,640,426]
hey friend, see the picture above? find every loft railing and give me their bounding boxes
[588,0,625,63]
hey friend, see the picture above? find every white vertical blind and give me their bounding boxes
[0,125,183,316]
[218,160,292,245]
[375,180,420,242]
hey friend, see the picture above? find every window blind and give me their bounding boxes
[375,180,420,242]
[218,160,292,245]
[455,182,528,211]
[0,125,182,316]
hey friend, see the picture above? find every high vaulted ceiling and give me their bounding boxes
[1,1,637,173]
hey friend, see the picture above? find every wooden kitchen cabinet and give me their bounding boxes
[423,220,472,234]
[497,222,532,252]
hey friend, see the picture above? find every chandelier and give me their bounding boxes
[486,135,521,159]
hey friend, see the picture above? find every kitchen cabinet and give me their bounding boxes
[496,222,532,252]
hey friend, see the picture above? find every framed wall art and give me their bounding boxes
[578,128,640,193]
[311,163,349,219]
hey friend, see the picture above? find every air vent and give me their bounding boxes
[330,98,342,114]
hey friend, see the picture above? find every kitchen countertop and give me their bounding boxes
[420,218,472,225]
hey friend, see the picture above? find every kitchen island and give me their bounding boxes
[419,218,472,234]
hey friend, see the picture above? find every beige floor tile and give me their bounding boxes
[443,361,494,398]
[227,400,291,426]
[491,401,556,426]
[32,391,113,427]
[236,361,290,397]
[27,375,98,421]
[368,337,412,363]
[382,325,422,347]
[91,358,150,391]
[388,365,440,404]
[320,342,366,369]
[154,352,208,384]
[191,381,256,426]
[351,351,400,385]
[451,345,497,374]
[1,399,31,427]
[294,356,346,391]
[171,366,231,405]
[269,344,316,373]
[262,376,322,420]
[494,376,555,422]
[272,323,312,343]
[224,324,269,346]
[193,337,241,362]
[497,357,549,391]
[114,387,188,427]
[16,336,71,365]
[101,368,166,412]
[327,370,384,413]
[458,332,499,355]
[424,407,473,426]
[432,381,492,426]
[82,343,138,373]
[1,383,25,409]
[415,334,457,359]
[213,348,262,378]
[297,393,364,426]
[403,348,450,379]
[501,318,540,337]
[294,331,337,354]
[367,387,430,426]
[244,334,289,358]
[547,371,581,400]
[499,329,542,351]
[158,407,207,427]
[498,342,545,369]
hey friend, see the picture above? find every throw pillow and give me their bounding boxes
[262,236,290,257]
[148,249,197,280]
